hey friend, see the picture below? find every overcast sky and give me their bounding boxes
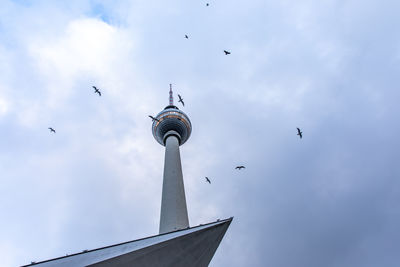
[1,0,400,266]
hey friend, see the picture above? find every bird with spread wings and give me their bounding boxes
[149,115,160,122]
[297,128,303,139]
[178,94,185,107]
[92,86,101,96]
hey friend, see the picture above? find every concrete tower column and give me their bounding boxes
[159,132,189,234]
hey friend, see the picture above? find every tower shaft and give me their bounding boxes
[159,134,189,234]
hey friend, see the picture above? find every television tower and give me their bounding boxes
[24,84,232,267]
[152,84,192,234]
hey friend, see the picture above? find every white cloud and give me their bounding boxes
[28,18,134,104]
[0,95,10,117]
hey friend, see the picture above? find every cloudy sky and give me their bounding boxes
[1,0,400,266]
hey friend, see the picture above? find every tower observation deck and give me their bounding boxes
[152,85,192,234]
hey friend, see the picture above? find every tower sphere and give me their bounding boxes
[152,105,192,146]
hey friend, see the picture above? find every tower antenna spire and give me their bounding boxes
[169,84,174,106]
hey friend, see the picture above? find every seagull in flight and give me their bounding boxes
[297,127,303,139]
[178,94,185,106]
[205,177,211,184]
[149,115,160,122]
[185,34,189,39]
[48,127,56,133]
[235,166,245,170]
[92,86,101,96]
[224,50,231,55]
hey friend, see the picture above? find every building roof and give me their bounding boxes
[23,217,233,267]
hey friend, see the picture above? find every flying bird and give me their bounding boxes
[206,3,209,6]
[235,166,245,170]
[149,115,160,122]
[178,94,185,106]
[92,86,101,96]
[205,177,211,184]
[185,34,189,39]
[297,127,303,139]
[48,127,56,133]
[224,50,231,55]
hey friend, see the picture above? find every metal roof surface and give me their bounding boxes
[23,217,233,267]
